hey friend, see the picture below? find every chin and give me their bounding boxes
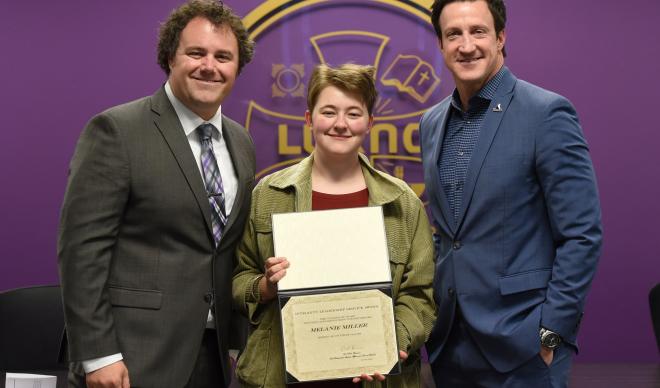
[191,94,222,106]
[317,145,350,156]
[454,67,484,79]
[331,147,360,156]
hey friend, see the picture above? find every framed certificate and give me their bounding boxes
[279,286,399,383]
[272,207,400,384]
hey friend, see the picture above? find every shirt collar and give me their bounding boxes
[450,65,506,111]
[164,81,223,139]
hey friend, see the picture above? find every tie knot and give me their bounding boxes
[197,123,215,142]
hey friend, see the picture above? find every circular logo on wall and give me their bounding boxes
[225,0,452,203]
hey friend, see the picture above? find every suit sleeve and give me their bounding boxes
[58,113,130,361]
[535,96,603,344]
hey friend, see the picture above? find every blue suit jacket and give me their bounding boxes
[420,67,602,372]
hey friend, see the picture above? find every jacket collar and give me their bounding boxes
[494,66,516,97]
[268,153,405,207]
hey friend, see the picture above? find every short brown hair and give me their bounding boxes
[157,0,255,75]
[307,63,377,116]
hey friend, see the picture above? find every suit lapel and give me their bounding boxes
[428,101,455,235]
[455,70,517,230]
[150,88,214,236]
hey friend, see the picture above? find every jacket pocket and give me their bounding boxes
[499,268,551,296]
[253,215,275,260]
[388,246,407,296]
[253,214,273,233]
[107,286,162,309]
[236,329,271,387]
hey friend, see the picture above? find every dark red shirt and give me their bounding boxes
[312,188,369,210]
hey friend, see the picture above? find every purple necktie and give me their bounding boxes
[197,123,227,245]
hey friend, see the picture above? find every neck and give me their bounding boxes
[311,151,366,194]
[457,63,504,111]
[456,81,485,111]
[192,107,216,121]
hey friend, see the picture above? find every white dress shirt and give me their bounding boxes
[165,82,238,215]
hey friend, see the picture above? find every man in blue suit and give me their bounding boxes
[420,1,603,387]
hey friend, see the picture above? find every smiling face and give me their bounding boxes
[306,85,373,159]
[168,17,239,120]
[438,0,505,100]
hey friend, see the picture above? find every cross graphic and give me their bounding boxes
[417,71,430,85]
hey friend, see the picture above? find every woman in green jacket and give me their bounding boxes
[232,63,436,388]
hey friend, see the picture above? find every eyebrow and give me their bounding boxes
[182,46,235,56]
[444,23,490,32]
[215,49,234,57]
[319,104,364,110]
[183,46,205,52]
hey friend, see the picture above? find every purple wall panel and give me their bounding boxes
[1,0,658,363]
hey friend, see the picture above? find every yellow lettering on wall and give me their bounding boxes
[370,123,397,154]
[303,125,314,154]
[403,123,420,154]
[278,124,301,154]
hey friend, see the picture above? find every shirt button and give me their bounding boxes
[458,151,465,156]
[453,240,462,250]
[448,288,455,296]
[204,293,213,303]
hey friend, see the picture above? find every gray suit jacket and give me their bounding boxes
[58,87,255,387]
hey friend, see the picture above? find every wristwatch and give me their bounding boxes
[539,327,562,349]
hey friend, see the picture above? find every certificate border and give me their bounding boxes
[279,284,401,383]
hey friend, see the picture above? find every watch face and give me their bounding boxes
[542,332,561,348]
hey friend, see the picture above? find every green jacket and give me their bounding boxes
[232,154,436,388]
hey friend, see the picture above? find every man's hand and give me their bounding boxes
[539,346,554,366]
[86,361,130,388]
[259,257,289,302]
[351,351,408,383]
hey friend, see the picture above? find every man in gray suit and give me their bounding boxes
[58,1,255,387]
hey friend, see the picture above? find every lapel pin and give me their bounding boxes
[493,103,502,112]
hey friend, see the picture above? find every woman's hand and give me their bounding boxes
[350,350,408,383]
[258,257,289,302]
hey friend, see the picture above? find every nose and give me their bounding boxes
[199,55,215,71]
[334,114,348,130]
[458,35,476,53]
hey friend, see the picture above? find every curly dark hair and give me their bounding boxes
[431,0,507,56]
[157,0,254,75]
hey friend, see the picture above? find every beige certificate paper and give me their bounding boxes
[280,289,398,382]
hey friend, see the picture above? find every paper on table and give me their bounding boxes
[272,206,391,291]
[5,373,57,388]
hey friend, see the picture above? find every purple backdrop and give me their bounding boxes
[1,0,658,363]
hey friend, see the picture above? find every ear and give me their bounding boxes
[305,110,312,127]
[496,29,506,52]
[366,115,374,135]
[437,37,445,53]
